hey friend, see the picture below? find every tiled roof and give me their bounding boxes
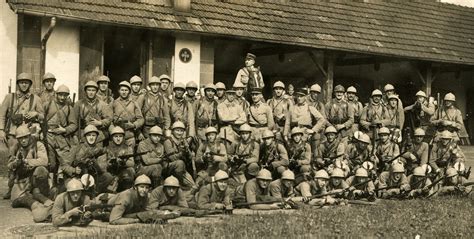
[8,0,474,65]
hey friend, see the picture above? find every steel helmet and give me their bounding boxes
[43,72,56,81]
[159,74,171,82]
[384,84,395,92]
[204,84,217,91]
[273,81,285,89]
[391,163,405,173]
[119,81,131,90]
[130,75,143,84]
[414,128,425,136]
[362,161,374,171]
[247,163,260,176]
[239,123,252,133]
[215,82,226,90]
[214,170,229,181]
[171,121,186,130]
[233,81,245,89]
[281,170,295,181]
[83,125,99,136]
[334,85,345,92]
[134,175,152,186]
[324,126,337,135]
[173,82,186,90]
[355,168,368,177]
[331,168,345,178]
[15,125,31,139]
[358,133,371,144]
[371,89,383,96]
[66,178,84,192]
[256,169,272,180]
[415,91,427,98]
[80,174,95,187]
[97,75,110,83]
[84,80,98,90]
[291,127,304,136]
[315,170,330,179]
[439,130,452,139]
[17,72,33,84]
[378,127,390,135]
[185,81,198,89]
[346,86,357,93]
[444,93,455,102]
[262,129,275,139]
[110,126,125,136]
[310,84,322,93]
[56,85,70,94]
[205,126,218,135]
[453,162,465,172]
[149,126,163,135]
[446,167,458,178]
[413,167,426,177]
[163,176,180,187]
[149,76,160,85]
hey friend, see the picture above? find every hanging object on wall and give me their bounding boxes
[179,48,192,63]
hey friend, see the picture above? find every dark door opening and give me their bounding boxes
[104,28,144,98]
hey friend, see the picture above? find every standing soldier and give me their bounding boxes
[228,124,260,182]
[137,126,165,187]
[43,85,77,181]
[247,88,274,142]
[267,81,292,135]
[307,84,326,118]
[377,163,410,199]
[52,179,92,227]
[325,85,354,141]
[0,72,44,151]
[287,127,312,173]
[346,86,363,135]
[429,130,465,174]
[360,89,390,137]
[259,129,289,177]
[215,82,227,104]
[105,126,135,192]
[383,84,404,109]
[163,122,196,190]
[195,84,218,141]
[401,128,429,173]
[184,81,199,111]
[233,81,250,112]
[195,127,228,190]
[1,73,44,199]
[404,91,435,134]
[159,74,172,100]
[386,95,404,143]
[196,170,233,210]
[374,127,400,172]
[139,76,171,138]
[96,75,114,105]
[217,88,246,143]
[314,126,346,173]
[73,81,112,144]
[111,81,144,149]
[129,75,146,102]
[234,53,264,99]
[170,83,195,137]
[286,88,326,151]
[430,93,467,142]
[38,72,57,104]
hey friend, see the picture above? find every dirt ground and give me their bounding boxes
[0,146,472,238]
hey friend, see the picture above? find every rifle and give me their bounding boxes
[5,92,15,138]
[182,137,197,179]
[228,153,251,174]
[259,144,280,169]
[288,146,305,171]
[322,154,345,168]
[108,151,150,174]
[234,196,297,209]
[8,79,12,94]
[78,203,115,225]
[71,93,76,107]
[460,166,471,179]
[71,150,106,176]
[310,179,370,199]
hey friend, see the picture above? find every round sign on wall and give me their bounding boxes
[179,48,192,63]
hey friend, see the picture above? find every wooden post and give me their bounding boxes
[325,53,335,103]
[425,64,433,97]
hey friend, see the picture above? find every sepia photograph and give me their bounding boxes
[0,0,473,238]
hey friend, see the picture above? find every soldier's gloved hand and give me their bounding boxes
[457,185,466,192]
[89,119,102,127]
[124,122,135,130]
[214,203,225,210]
[0,131,6,142]
[50,126,67,135]
[83,211,92,219]
[138,133,145,141]
[353,189,363,196]
[25,111,38,120]
[68,207,83,217]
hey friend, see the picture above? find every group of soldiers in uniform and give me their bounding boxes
[0,52,472,227]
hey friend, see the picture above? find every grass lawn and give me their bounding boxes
[82,197,473,238]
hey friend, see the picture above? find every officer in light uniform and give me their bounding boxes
[247,88,274,142]
[217,88,247,143]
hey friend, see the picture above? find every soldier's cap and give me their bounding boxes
[43,72,56,81]
[246,53,256,60]
[17,72,33,82]
[295,88,308,96]
[97,75,110,83]
[226,89,236,94]
[159,74,171,82]
[250,87,262,94]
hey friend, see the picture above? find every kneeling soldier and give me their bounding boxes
[137,126,165,187]
[105,126,135,192]
[52,179,92,227]
[287,127,311,173]
[196,170,233,210]
[377,163,410,199]
[259,129,289,177]
[314,126,345,172]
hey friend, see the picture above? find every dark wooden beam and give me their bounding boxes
[336,57,406,66]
